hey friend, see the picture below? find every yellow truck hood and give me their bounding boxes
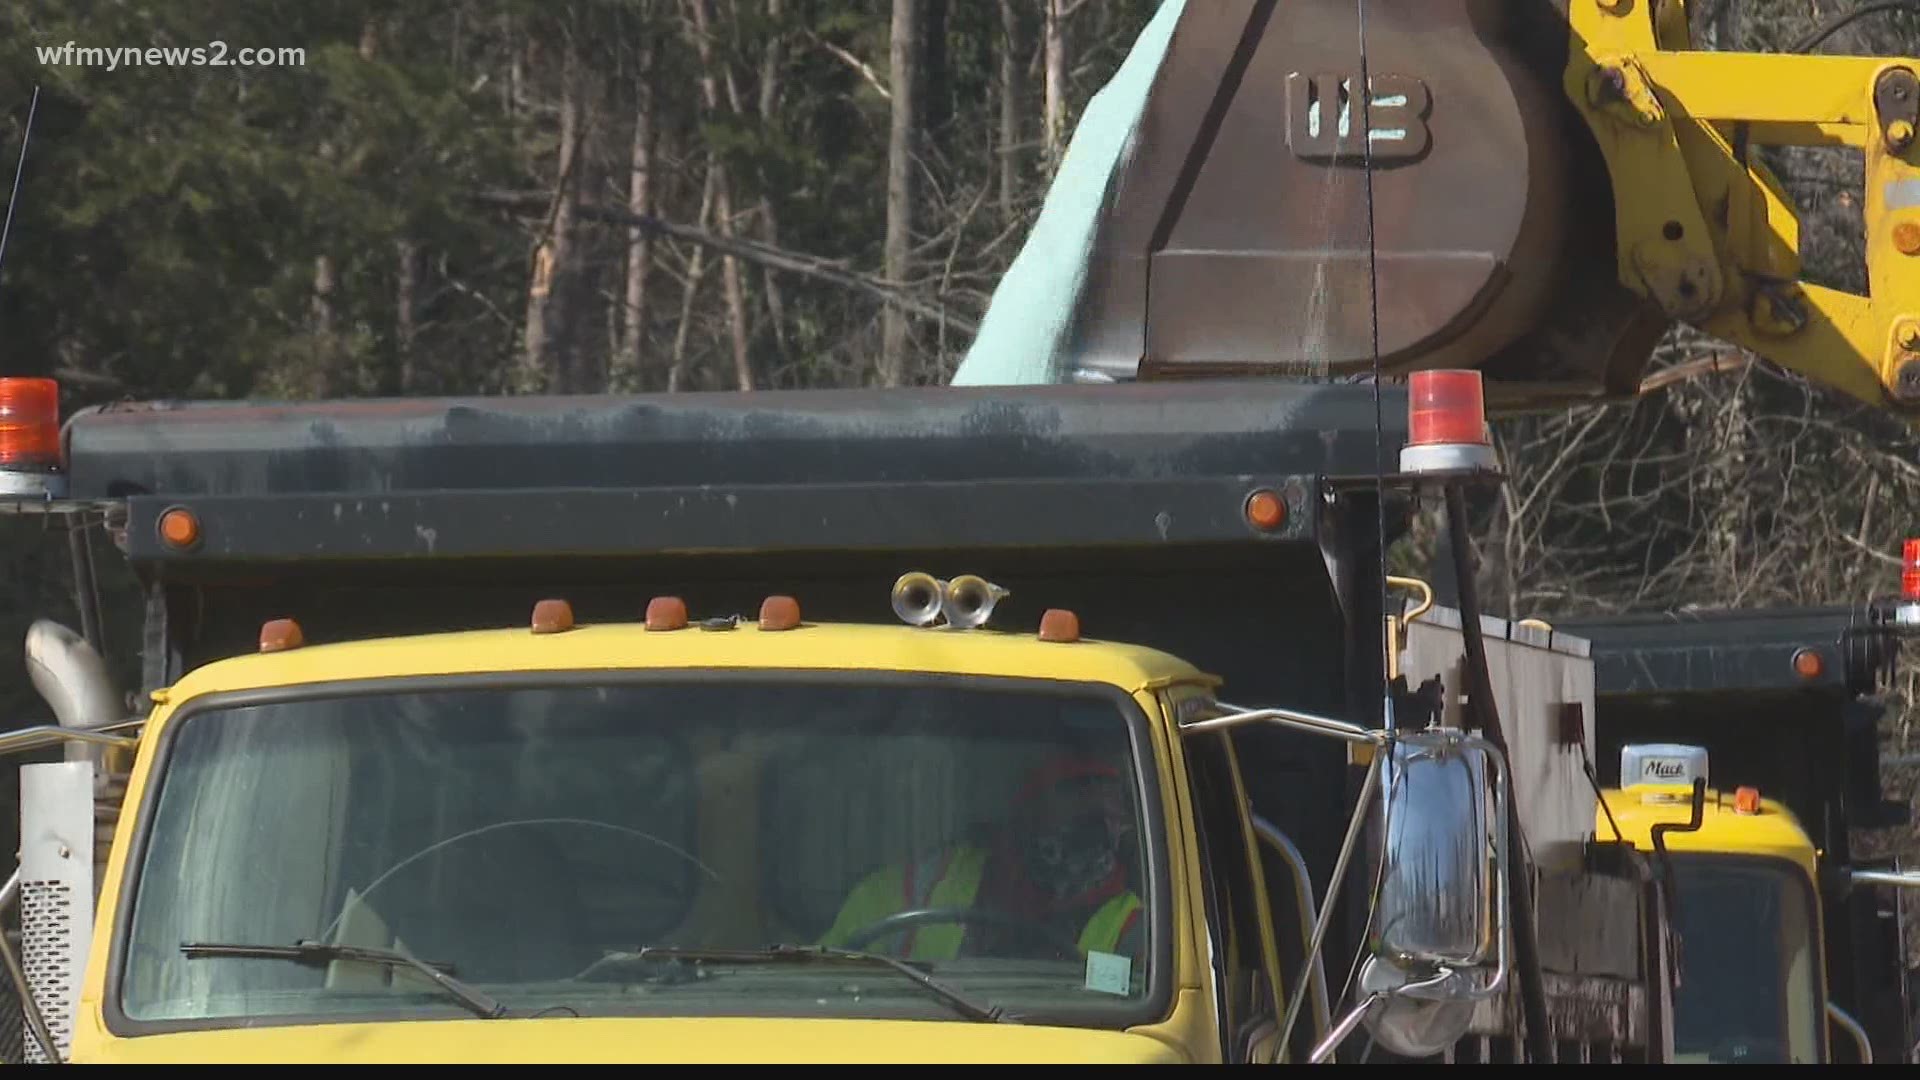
[77,1017,1189,1064]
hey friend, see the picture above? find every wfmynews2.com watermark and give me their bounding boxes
[37,41,306,71]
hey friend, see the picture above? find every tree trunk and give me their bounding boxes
[507,16,523,119]
[520,36,588,394]
[687,0,754,391]
[998,0,1022,221]
[616,34,657,391]
[756,0,792,367]
[311,255,336,339]
[670,160,720,393]
[570,151,608,394]
[922,0,950,146]
[395,239,420,392]
[1043,0,1065,172]
[714,182,750,391]
[883,0,920,386]
[299,254,338,398]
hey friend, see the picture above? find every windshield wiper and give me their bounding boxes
[636,944,1008,1022]
[181,940,507,1020]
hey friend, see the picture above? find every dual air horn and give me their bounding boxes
[891,572,1010,630]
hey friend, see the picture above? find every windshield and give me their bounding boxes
[117,677,1162,1030]
[1670,855,1822,1064]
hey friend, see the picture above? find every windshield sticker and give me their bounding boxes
[1085,950,1132,996]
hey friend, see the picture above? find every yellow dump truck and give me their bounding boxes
[1,377,1561,1064]
[20,575,1521,1065]
[1559,608,1920,1064]
[1598,747,1839,1064]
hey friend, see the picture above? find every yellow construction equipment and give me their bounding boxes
[959,0,1920,419]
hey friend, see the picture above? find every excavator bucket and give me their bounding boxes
[955,0,1667,410]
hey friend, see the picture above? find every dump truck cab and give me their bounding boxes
[1599,748,1832,1065]
[57,611,1321,1063]
[1558,607,1918,1063]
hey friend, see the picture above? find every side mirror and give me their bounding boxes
[1377,728,1505,968]
[1170,704,1511,1062]
[1352,728,1511,1059]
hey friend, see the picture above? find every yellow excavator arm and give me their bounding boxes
[1570,0,1920,412]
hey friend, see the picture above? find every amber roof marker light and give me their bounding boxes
[646,596,690,631]
[759,595,802,631]
[530,599,576,635]
[259,618,305,654]
[1038,609,1082,643]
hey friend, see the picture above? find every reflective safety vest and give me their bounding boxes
[820,845,1142,963]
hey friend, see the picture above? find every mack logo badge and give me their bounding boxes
[1642,758,1687,780]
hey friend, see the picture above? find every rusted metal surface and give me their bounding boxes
[1535,870,1642,981]
[1062,0,1642,389]
[1467,972,1647,1047]
[1541,973,1648,1047]
[1039,0,1666,407]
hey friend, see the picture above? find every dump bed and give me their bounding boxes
[1548,606,1903,835]
[65,380,1403,685]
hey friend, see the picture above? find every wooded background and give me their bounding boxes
[2,1,1920,937]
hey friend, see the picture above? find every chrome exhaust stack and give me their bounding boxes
[25,621,121,741]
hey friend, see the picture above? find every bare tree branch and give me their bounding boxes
[1637,352,1751,395]
[473,191,980,334]
[807,31,891,99]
